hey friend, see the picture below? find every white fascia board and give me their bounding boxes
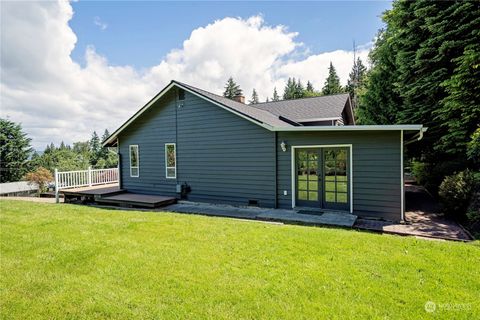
[272,124,425,132]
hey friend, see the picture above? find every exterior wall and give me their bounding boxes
[118,91,178,196]
[118,90,276,207]
[117,87,403,220]
[276,131,402,221]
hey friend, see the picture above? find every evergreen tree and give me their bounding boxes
[223,77,243,99]
[283,77,298,100]
[0,118,33,182]
[358,0,479,162]
[356,29,401,125]
[306,81,314,92]
[322,62,344,95]
[294,79,305,99]
[265,97,269,103]
[249,89,259,104]
[272,87,280,101]
[346,57,368,105]
[89,131,101,165]
[101,129,110,144]
[303,80,321,97]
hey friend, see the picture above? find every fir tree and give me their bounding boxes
[346,57,368,105]
[283,77,297,100]
[89,131,101,165]
[272,87,280,101]
[0,118,33,182]
[322,62,344,95]
[223,77,243,99]
[249,89,259,104]
[295,79,305,99]
[306,81,314,92]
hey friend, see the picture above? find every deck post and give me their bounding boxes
[54,168,59,204]
[88,166,92,187]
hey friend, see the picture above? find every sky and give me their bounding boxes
[1,1,391,150]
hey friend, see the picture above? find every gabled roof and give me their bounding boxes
[252,93,352,123]
[103,80,424,147]
[175,81,295,128]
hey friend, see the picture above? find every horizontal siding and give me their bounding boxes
[118,89,276,207]
[276,131,402,221]
[177,92,275,207]
[118,91,177,196]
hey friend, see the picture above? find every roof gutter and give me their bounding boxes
[271,124,425,132]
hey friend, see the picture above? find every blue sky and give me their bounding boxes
[2,1,392,149]
[70,1,391,69]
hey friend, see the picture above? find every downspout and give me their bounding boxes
[400,130,404,222]
[274,131,278,208]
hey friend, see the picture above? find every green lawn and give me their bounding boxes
[1,200,479,319]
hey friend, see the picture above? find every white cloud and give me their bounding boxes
[1,1,371,150]
[94,16,108,30]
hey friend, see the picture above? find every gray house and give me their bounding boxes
[103,80,426,222]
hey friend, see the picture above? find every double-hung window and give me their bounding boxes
[129,145,139,177]
[165,143,176,179]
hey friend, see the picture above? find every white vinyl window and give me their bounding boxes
[165,143,176,179]
[129,145,139,177]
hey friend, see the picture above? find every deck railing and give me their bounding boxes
[55,167,119,203]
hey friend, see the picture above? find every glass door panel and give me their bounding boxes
[296,149,320,206]
[322,148,349,210]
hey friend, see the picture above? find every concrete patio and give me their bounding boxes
[354,184,472,241]
[163,202,358,227]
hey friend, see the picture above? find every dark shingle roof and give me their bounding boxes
[174,81,294,128]
[251,94,350,122]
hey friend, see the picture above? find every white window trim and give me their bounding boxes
[291,144,353,213]
[165,143,177,179]
[129,145,139,177]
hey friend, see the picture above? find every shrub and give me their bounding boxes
[411,160,466,194]
[24,167,53,194]
[438,170,478,219]
[411,161,428,185]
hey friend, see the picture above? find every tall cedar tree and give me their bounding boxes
[346,57,368,105]
[223,77,243,99]
[249,89,259,104]
[357,0,480,163]
[322,62,344,95]
[0,118,33,182]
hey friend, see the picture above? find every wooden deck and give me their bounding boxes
[60,184,122,197]
[96,193,177,208]
[59,184,176,208]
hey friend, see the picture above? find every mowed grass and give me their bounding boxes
[1,200,479,319]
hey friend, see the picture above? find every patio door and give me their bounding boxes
[295,147,349,211]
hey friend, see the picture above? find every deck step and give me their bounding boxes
[96,193,177,208]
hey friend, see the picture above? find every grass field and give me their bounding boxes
[1,200,479,319]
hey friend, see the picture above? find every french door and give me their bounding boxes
[295,147,349,211]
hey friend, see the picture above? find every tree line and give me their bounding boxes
[0,118,117,183]
[222,59,367,104]
[354,0,479,189]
